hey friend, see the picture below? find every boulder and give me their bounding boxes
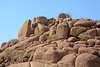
[44,47,60,63]
[49,25,57,36]
[74,20,96,27]
[18,19,31,41]
[56,22,69,39]
[67,37,78,42]
[56,13,66,21]
[75,53,100,67]
[33,16,48,25]
[87,39,96,47]
[58,54,76,67]
[70,27,86,37]
[80,29,97,39]
[78,47,96,54]
[68,21,77,29]
[96,28,100,36]
[38,23,49,33]
[33,47,49,62]
[39,32,49,42]
[56,41,71,49]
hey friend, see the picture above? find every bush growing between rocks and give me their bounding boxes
[35,32,42,35]
[10,39,18,44]
[46,34,59,40]
[78,34,91,40]
[3,48,25,63]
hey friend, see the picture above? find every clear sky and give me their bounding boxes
[0,0,100,45]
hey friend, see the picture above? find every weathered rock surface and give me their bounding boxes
[56,22,69,39]
[58,54,76,67]
[74,20,96,27]
[75,53,100,67]
[1,13,100,67]
[70,27,86,37]
[33,16,48,25]
[18,19,31,41]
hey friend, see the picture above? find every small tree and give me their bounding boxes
[78,34,91,41]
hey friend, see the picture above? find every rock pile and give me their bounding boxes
[1,13,100,67]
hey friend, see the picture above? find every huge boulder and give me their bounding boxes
[70,27,86,37]
[33,16,48,25]
[74,20,96,27]
[56,22,69,39]
[18,19,31,41]
[75,53,100,67]
[58,54,76,67]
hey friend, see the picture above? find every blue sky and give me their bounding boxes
[0,0,100,45]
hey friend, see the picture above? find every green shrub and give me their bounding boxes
[3,48,25,63]
[46,34,59,40]
[35,32,42,35]
[10,39,18,44]
[78,34,91,40]
[0,56,3,63]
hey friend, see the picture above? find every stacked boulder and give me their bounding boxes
[1,13,100,67]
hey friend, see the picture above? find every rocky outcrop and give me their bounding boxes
[18,19,31,41]
[1,13,100,67]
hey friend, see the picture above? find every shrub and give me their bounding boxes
[10,39,18,44]
[35,32,42,35]
[46,34,59,40]
[0,56,3,63]
[3,48,25,63]
[78,34,91,40]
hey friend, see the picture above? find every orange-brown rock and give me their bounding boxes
[70,27,86,37]
[58,54,76,67]
[74,20,96,27]
[18,19,31,41]
[56,22,69,39]
[75,53,100,67]
[33,16,48,25]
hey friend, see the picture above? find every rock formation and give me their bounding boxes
[0,13,100,67]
